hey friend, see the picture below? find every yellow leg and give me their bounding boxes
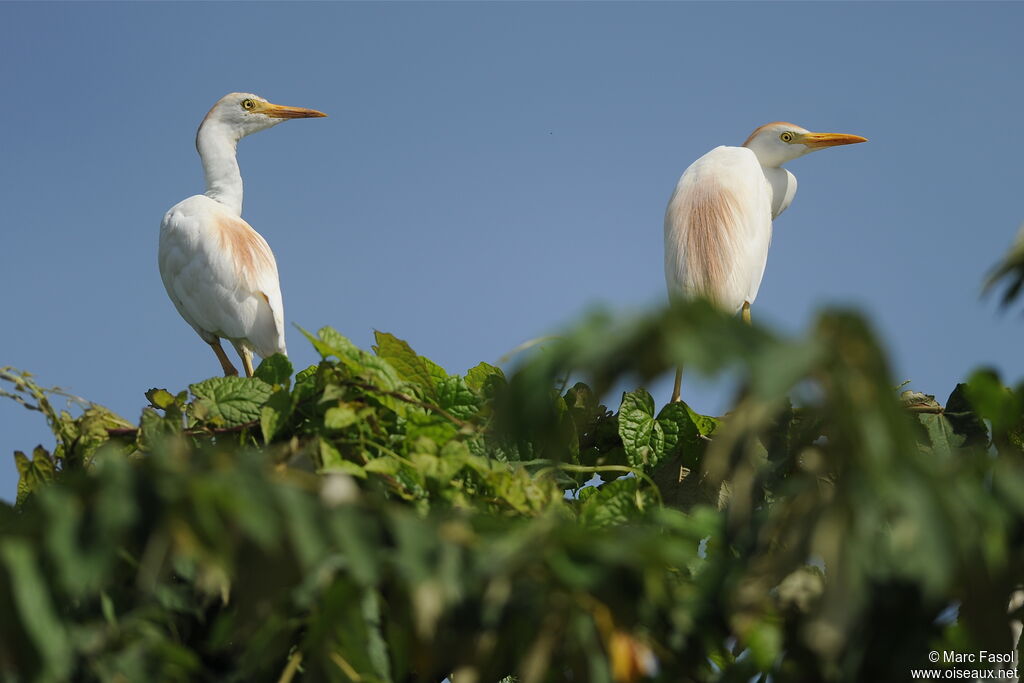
[742,301,752,325]
[670,367,683,403]
[240,347,255,378]
[210,340,239,377]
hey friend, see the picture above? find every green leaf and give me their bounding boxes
[750,339,825,399]
[943,384,989,448]
[617,389,665,468]
[140,405,181,451]
[373,331,440,399]
[13,447,55,506]
[260,389,295,443]
[657,401,718,468]
[254,353,294,389]
[577,477,652,528]
[13,451,32,506]
[746,619,783,670]
[0,540,71,680]
[189,376,272,427]
[915,385,990,456]
[319,438,367,478]
[146,388,178,410]
[324,403,360,430]
[436,375,479,420]
[917,413,967,455]
[405,411,458,446]
[302,327,405,413]
[465,361,505,392]
[964,370,1024,450]
[295,364,319,386]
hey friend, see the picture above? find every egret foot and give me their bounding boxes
[742,301,752,325]
[210,340,239,377]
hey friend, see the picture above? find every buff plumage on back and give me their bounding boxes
[212,213,286,355]
[664,146,773,313]
[159,196,287,360]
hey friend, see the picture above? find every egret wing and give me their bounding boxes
[664,146,773,313]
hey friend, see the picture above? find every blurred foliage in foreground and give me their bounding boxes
[4,300,1024,682]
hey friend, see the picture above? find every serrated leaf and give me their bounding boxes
[465,362,505,392]
[189,376,272,427]
[373,331,439,399]
[436,375,479,420]
[301,327,405,412]
[254,354,293,389]
[421,356,449,385]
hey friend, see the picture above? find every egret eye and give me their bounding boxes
[780,131,795,143]
[242,99,255,111]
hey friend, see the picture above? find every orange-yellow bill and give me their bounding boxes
[256,101,327,119]
[798,132,868,148]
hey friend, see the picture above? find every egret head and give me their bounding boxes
[199,92,327,142]
[742,122,866,168]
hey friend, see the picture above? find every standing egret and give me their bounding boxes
[159,93,326,377]
[664,122,866,401]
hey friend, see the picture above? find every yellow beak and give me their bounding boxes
[256,101,328,119]
[797,132,867,148]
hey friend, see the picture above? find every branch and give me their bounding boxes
[903,404,945,414]
[106,420,260,438]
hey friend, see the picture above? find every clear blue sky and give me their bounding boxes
[3,2,1023,501]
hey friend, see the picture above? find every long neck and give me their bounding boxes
[196,122,243,215]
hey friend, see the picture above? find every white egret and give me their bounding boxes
[664,122,866,401]
[159,93,326,377]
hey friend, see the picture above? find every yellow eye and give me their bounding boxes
[780,131,795,143]
[242,99,255,110]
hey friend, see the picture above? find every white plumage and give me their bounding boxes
[158,92,325,377]
[664,145,775,314]
[664,121,866,400]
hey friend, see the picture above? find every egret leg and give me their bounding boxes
[209,340,239,377]
[742,301,752,325]
[240,347,255,378]
[670,367,684,403]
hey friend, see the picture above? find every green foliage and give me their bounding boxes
[3,299,1024,682]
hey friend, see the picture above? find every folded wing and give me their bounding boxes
[664,146,774,313]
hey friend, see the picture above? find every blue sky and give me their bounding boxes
[3,2,1023,501]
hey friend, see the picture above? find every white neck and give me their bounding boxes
[196,122,243,215]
